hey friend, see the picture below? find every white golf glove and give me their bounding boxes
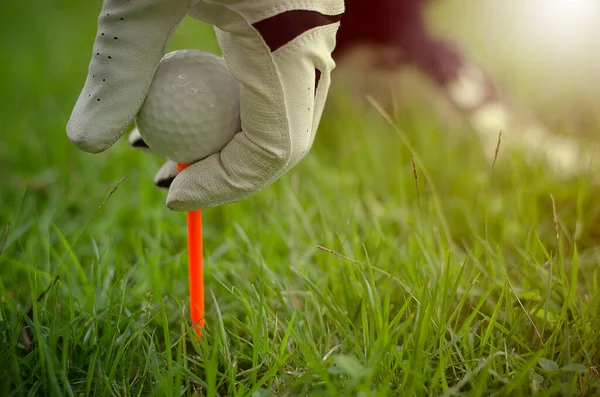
[67,0,344,211]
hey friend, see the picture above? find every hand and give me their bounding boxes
[67,0,344,210]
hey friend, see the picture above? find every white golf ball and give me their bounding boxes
[135,49,241,164]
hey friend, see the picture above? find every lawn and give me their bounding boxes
[1,1,599,396]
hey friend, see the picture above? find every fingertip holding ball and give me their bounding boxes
[135,49,241,164]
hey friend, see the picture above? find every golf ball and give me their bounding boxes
[135,49,241,164]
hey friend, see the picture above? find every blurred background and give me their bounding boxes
[430,0,600,136]
[1,2,599,393]
[1,0,598,183]
[1,0,599,293]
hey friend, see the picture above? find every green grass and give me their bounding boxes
[1,1,599,396]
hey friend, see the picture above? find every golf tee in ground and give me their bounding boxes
[177,163,204,337]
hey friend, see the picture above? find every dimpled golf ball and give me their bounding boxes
[135,49,241,164]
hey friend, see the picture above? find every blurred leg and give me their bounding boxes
[333,0,438,108]
[335,0,424,64]
[338,0,498,112]
[334,0,589,175]
[336,0,495,108]
[411,36,587,174]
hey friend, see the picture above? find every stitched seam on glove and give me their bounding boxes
[273,23,340,172]
[214,10,293,168]
[252,1,345,23]
[272,22,340,57]
[204,1,344,24]
[253,10,342,52]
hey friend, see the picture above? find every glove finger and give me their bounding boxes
[128,127,151,151]
[154,160,179,189]
[67,0,191,153]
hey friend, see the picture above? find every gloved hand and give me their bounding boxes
[67,0,344,211]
